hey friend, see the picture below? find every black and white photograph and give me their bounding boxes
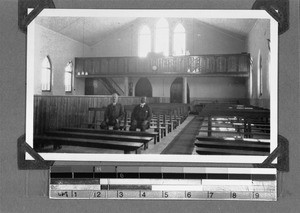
[1,0,299,212]
[26,9,278,163]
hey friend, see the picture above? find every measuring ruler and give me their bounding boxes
[49,166,276,201]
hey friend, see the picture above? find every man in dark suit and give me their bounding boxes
[100,93,124,130]
[129,96,152,132]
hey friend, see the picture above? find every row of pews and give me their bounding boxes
[194,103,271,156]
[34,103,189,154]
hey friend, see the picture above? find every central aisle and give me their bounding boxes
[161,116,203,154]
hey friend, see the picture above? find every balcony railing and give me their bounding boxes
[75,53,250,77]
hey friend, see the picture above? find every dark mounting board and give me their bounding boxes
[252,0,289,35]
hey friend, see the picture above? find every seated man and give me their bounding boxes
[100,93,124,130]
[129,96,152,132]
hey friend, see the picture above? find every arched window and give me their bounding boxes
[64,61,73,92]
[155,18,169,56]
[41,56,52,91]
[173,23,186,56]
[138,25,151,57]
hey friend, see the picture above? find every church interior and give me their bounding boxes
[29,11,273,157]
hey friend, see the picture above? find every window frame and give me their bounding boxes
[41,56,52,92]
[155,18,170,56]
[64,61,73,93]
[173,23,186,56]
[138,25,152,57]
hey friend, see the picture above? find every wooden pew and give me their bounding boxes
[35,136,144,154]
[199,104,270,137]
[45,131,153,150]
[123,103,189,139]
[84,107,130,130]
[198,130,270,138]
[195,136,270,155]
[60,127,159,144]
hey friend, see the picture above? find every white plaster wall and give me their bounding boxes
[33,24,92,95]
[188,77,247,99]
[246,19,271,108]
[91,18,246,57]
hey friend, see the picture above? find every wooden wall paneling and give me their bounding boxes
[128,57,137,73]
[173,57,179,73]
[108,58,116,74]
[194,56,200,73]
[67,97,72,128]
[169,57,175,73]
[83,58,91,75]
[216,56,227,72]
[227,55,238,72]
[78,96,83,128]
[178,57,184,73]
[42,96,48,132]
[100,58,108,74]
[207,56,214,73]
[117,58,125,74]
[41,97,47,134]
[68,97,73,127]
[34,96,39,135]
[92,58,100,74]
[163,58,168,73]
[199,56,205,73]
[75,58,83,76]
[57,96,62,129]
[84,79,94,95]
[80,97,86,128]
[239,54,249,72]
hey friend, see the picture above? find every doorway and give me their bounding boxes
[135,77,152,97]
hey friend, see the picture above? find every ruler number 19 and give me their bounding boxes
[253,192,260,199]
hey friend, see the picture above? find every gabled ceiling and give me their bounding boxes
[35,16,257,46]
[197,18,257,40]
[35,17,138,46]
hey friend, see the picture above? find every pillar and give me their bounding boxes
[124,77,128,96]
[182,77,187,103]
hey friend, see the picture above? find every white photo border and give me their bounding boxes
[26,9,278,163]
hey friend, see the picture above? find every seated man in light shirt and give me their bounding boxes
[129,96,152,132]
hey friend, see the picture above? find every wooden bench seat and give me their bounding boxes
[196,136,270,143]
[35,136,143,154]
[45,131,153,150]
[60,127,159,144]
[194,140,270,151]
[198,130,270,137]
[195,147,270,155]
[232,122,270,128]
[200,125,270,133]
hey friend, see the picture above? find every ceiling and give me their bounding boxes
[35,16,138,46]
[35,16,257,46]
[197,18,257,39]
